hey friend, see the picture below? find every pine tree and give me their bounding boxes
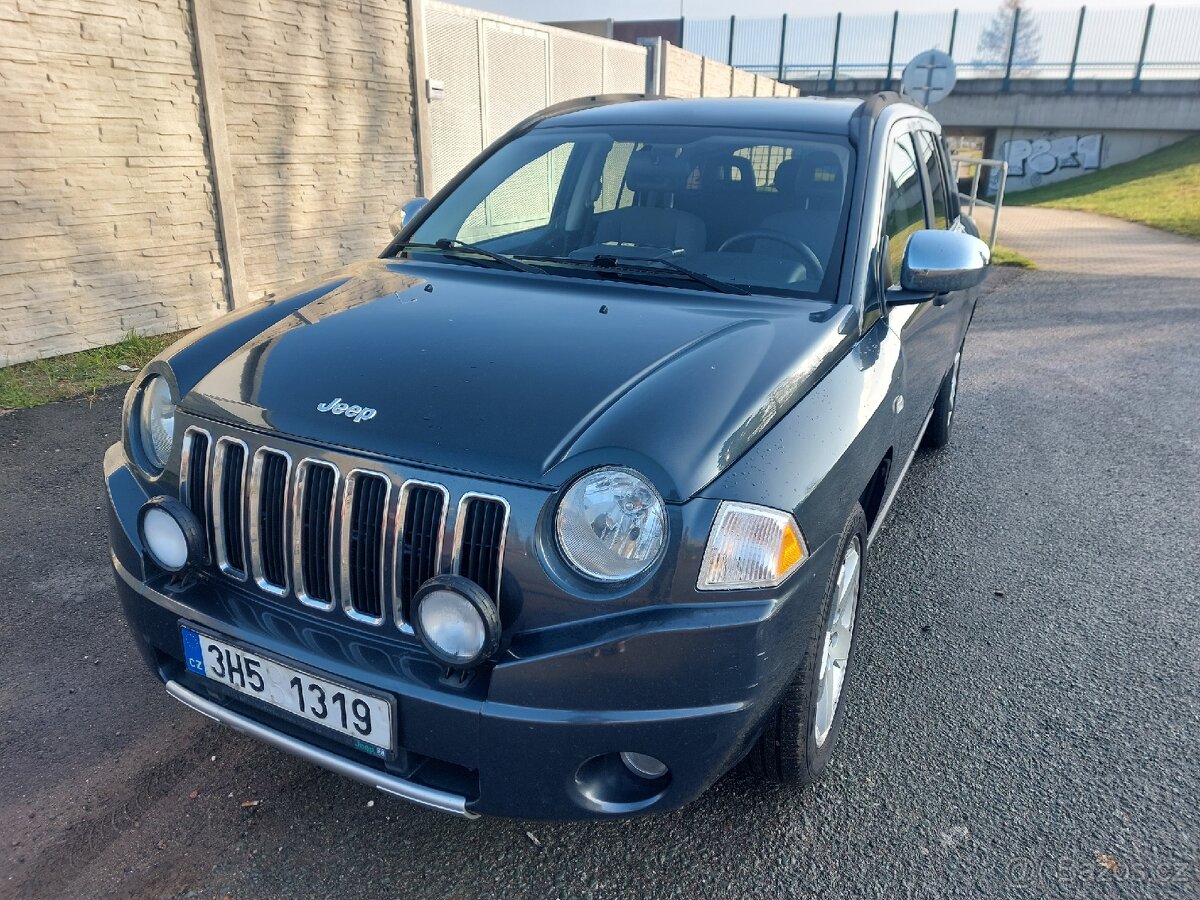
[976,0,1041,72]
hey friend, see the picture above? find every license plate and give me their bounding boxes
[180,626,394,755]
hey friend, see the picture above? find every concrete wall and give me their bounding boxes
[663,44,704,97]
[0,0,422,366]
[939,79,1199,193]
[931,78,1200,133]
[0,0,226,365]
[210,0,421,302]
[989,128,1188,192]
[662,44,797,100]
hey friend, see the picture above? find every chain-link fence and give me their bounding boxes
[681,5,1200,88]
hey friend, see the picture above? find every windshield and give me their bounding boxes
[402,124,855,299]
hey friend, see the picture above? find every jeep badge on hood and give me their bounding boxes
[316,397,377,423]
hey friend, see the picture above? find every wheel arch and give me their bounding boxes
[859,449,894,535]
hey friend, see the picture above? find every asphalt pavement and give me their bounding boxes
[1,211,1197,899]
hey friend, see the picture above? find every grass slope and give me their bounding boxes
[0,331,185,411]
[1008,135,1200,239]
[991,245,1037,269]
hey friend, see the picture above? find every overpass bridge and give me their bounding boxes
[786,76,1200,193]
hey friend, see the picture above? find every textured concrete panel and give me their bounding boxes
[211,0,421,303]
[0,0,225,365]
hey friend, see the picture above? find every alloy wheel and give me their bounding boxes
[814,536,862,747]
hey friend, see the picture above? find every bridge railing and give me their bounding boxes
[680,5,1200,92]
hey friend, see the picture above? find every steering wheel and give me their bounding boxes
[717,230,825,282]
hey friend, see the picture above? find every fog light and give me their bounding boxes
[412,575,501,668]
[137,496,204,573]
[620,751,668,780]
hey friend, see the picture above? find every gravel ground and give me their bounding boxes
[1,212,1197,899]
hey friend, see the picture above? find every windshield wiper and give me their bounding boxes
[395,238,541,274]
[599,255,751,296]
[518,253,750,296]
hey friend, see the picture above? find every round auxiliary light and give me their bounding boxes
[412,575,501,669]
[137,375,176,472]
[555,467,667,583]
[620,752,669,780]
[137,496,204,573]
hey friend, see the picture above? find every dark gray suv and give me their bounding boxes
[107,92,989,820]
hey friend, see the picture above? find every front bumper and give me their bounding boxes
[107,443,836,820]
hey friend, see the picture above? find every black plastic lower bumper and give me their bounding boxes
[107,443,835,820]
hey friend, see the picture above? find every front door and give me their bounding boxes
[880,129,946,453]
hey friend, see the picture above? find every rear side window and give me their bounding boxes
[914,131,949,230]
[882,133,927,288]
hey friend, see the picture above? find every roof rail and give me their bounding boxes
[507,93,665,136]
[847,91,909,147]
[859,91,906,120]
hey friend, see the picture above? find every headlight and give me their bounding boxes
[555,467,667,583]
[697,501,808,590]
[136,375,176,471]
[412,575,502,668]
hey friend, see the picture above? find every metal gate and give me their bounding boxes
[422,2,649,195]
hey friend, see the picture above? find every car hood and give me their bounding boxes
[182,259,852,500]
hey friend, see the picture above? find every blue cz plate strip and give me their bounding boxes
[181,626,206,677]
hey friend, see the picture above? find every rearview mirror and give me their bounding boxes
[389,198,429,237]
[900,230,990,294]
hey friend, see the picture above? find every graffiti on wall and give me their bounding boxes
[1000,133,1104,185]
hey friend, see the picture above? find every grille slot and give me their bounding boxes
[342,471,390,623]
[294,461,338,608]
[396,483,449,620]
[251,449,290,594]
[455,495,509,601]
[213,438,248,579]
[196,432,511,633]
[182,429,211,559]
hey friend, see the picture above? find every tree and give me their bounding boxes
[976,0,1041,72]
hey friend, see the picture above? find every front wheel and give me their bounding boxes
[922,348,963,450]
[747,504,867,785]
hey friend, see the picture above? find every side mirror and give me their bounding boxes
[900,230,990,294]
[389,198,429,237]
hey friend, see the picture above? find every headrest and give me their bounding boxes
[625,147,691,194]
[797,151,844,192]
[703,156,755,192]
[773,157,802,192]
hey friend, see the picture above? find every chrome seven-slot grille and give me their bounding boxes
[180,427,509,630]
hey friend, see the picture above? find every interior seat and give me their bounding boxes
[755,151,846,266]
[689,156,757,246]
[592,148,706,257]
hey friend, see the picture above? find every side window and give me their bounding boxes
[594,141,637,214]
[914,131,949,230]
[459,143,575,243]
[882,133,927,288]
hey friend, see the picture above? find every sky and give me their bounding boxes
[468,0,1195,22]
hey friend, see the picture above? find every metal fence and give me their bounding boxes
[681,5,1200,90]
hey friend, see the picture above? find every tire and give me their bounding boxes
[922,347,963,451]
[747,504,868,786]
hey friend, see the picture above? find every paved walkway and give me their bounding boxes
[984,205,1200,278]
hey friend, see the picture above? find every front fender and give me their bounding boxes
[700,318,901,552]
